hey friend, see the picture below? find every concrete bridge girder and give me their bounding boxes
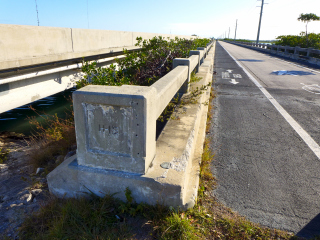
[0,57,121,114]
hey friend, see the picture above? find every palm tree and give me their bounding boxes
[297,13,320,47]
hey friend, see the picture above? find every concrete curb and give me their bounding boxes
[185,42,216,208]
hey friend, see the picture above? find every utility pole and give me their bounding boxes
[234,19,238,41]
[228,27,230,39]
[256,0,264,44]
[35,0,39,26]
[87,0,90,29]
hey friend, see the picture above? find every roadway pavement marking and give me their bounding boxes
[222,72,230,78]
[230,79,239,84]
[220,44,320,161]
[301,83,320,94]
[222,72,242,80]
[233,74,242,78]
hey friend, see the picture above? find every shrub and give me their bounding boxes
[77,36,211,88]
[275,32,320,49]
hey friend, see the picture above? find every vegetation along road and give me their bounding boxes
[211,40,320,238]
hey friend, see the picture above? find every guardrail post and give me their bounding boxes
[73,85,157,175]
[173,58,191,94]
[189,50,200,72]
[197,47,206,58]
[307,47,313,57]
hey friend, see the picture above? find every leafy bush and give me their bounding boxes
[77,36,210,88]
[275,32,320,49]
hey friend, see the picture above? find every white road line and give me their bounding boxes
[220,43,320,160]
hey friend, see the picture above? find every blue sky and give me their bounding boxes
[0,0,319,40]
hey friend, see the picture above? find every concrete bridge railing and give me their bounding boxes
[0,24,196,71]
[48,41,215,209]
[225,40,320,66]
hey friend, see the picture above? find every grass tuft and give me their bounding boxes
[0,147,9,164]
[27,108,76,172]
[19,195,133,240]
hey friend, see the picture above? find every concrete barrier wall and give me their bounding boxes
[0,24,196,70]
[225,40,320,66]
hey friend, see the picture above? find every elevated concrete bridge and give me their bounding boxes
[0,24,195,114]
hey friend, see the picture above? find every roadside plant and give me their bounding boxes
[77,36,211,136]
[298,13,320,47]
[0,147,9,164]
[275,33,320,50]
[77,36,211,88]
[28,107,75,170]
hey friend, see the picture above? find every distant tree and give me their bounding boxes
[298,13,320,47]
[191,34,198,37]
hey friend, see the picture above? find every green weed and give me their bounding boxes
[190,71,202,83]
[19,194,133,240]
[0,147,9,164]
[28,107,76,171]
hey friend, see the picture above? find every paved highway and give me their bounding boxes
[210,41,320,238]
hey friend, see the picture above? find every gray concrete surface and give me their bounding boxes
[0,24,195,70]
[73,84,158,175]
[211,41,320,238]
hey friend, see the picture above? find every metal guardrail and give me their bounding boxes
[0,48,139,80]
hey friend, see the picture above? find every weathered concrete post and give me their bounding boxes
[307,47,313,57]
[173,58,191,94]
[197,47,206,58]
[189,50,201,72]
[73,85,157,174]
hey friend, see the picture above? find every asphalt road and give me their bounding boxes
[210,41,320,238]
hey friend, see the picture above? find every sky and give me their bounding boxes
[0,0,319,40]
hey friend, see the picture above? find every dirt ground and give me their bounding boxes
[0,132,50,239]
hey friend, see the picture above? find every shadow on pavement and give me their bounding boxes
[271,70,316,76]
[238,59,264,62]
[297,213,320,239]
